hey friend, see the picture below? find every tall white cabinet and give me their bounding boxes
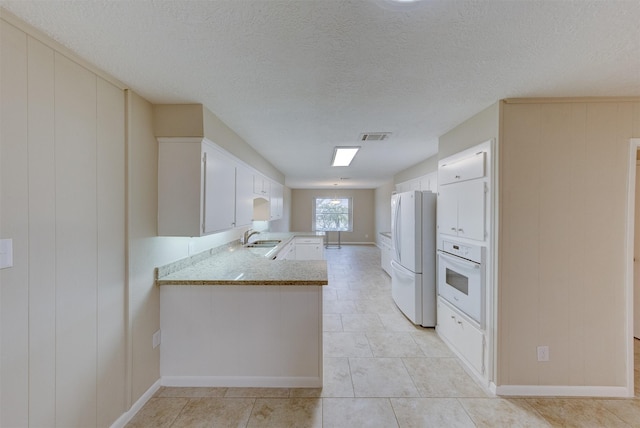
[436,141,493,391]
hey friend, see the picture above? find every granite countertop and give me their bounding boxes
[155,232,328,286]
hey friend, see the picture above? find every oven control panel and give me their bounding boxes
[441,240,482,263]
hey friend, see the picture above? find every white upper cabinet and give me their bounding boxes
[270,181,284,220]
[395,171,437,193]
[158,137,286,236]
[202,143,236,234]
[158,139,205,236]
[437,144,490,242]
[158,138,242,236]
[235,164,254,227]
[438,180,485,241]
[253,174,271,197]
[439,151,485,185]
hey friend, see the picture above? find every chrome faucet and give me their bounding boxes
[243,229,260,244]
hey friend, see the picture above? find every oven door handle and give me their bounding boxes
[438,250,481,270]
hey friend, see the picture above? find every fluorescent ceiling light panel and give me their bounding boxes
[331,146,360,167]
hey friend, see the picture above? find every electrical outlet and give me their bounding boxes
[537,345,549,362]
[153,330,161,349]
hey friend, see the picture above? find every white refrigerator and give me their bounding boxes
[390,190,437,327]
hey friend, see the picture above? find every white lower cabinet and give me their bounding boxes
[275,241,295,260]
[437,297,485,376]
[379,234,392,276]
[294,237,324,260]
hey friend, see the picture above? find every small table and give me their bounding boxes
[325,230,341,249]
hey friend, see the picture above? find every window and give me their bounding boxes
[313,197,352,231]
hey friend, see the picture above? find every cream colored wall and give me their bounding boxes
[153,104,285,184]
[153,104,205,137]
[374,181,394,244]
[202,106,285,184]
[1,17,126,427]
[439,102,500,159]
[393,154,438,184]
[498,99,640,388]
[291,189,375,243]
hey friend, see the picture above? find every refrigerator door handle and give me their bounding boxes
[393,196,401,262]
[391,259,414,277]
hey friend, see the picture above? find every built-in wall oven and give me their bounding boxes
[437,239,484,326]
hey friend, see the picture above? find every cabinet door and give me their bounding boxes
[295,244,322,260]
[235,165,254,227]
[380,242,392,275]
[437,299,484,375]
[456,180,485,241]
[158,141,203,236]
[295,238,324,260]
[270,182,283,220]
[439,152,485,185]
[437,187,458,237]
[253,175,270,197]
[203,145,236,234]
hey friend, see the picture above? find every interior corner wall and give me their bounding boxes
[374,181,394,244]
[290,188,375,244]
[201,106,285,184]
[439,102,500,159]
[393,154,439,185]
[498,100,640,389]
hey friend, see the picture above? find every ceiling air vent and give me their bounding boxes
[360,132,391,142]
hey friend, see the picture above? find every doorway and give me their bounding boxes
[635,156,640,341]
[626,139,640,397]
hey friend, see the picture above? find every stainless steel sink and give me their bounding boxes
[245,239,281,248]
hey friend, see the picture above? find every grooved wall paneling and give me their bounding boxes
[0,18,126,427]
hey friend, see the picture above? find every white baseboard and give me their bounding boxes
[110,379,161,428]
[161,375,322,388]
[496,385,632,398]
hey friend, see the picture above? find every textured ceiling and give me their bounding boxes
[2,0,639,188]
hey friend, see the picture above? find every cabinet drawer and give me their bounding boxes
[439,151,485,185]
[437,298,484,375]
[296,237,323,245]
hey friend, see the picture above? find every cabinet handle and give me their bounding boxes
[450,227,456,231]
[457,320,463,325]
[457,228,464,232]
[455,175,461,179]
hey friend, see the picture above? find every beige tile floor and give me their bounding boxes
[127,245,640,427]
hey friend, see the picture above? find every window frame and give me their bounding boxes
[312,196,353,232]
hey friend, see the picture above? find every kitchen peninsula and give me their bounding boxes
[156,233,327,388]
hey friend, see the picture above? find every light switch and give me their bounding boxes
[0,239,13,269]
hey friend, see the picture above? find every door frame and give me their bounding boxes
[625,138,640,397]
